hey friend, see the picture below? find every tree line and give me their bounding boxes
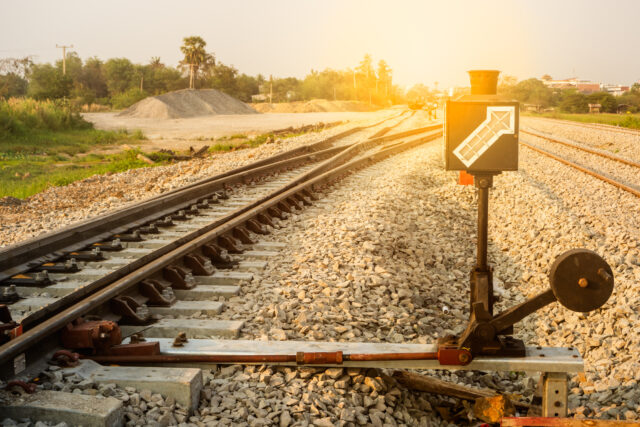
[0,36,402,109]
[498,77,640,113]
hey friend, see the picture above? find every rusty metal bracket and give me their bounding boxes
[110,296,152,325]
[202,244,237,269]
[60,318,122,354]
[247,219,269,235]
[256,212,275,228]
[50,349,80,367]
[6,380,36,394]
[184,253,214,275]
[139,279,175,306]
[268,206,287,220]
[233,227,255,244]
[218,235,243,254]
[163,265,196,289]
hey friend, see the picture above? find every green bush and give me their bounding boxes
[0,98,91,138]
[110,88,147,109]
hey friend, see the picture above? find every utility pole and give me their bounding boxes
[56,44,73,75]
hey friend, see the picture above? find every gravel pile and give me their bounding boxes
[523,117,640,163]
[0,113,399,248]
[119,89,257,119]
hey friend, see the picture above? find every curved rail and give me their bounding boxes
[0,126,443,367]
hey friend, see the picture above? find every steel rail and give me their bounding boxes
[522,128,640,169]
[528,116,640,136]
[9,123,441,332]
[0,127,443,366]
[0,112,414,282]
[521,140,640,198]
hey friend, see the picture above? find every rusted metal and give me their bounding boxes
[139,280,175,306]
[473,395,516,423]
[60,319,122,354]
[218,235,243,253]
[246,218,268,235]
[110,296,152,325]
[233,226,255,244]
[172,332,188,347]
[184,253,214,275]
[163,266,195,289]
[521,141,640,199]
[6,379,37,394]
[50,349,80,367]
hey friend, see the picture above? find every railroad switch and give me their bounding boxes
[441,70,614,366]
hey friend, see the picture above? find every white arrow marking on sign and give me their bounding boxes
[453,106,516,168]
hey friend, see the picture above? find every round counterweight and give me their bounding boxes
[549,249,614,312]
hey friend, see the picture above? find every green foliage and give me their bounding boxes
[559,91,589,113]
[0,98,90,139]
[0,73,28,98]
[104,58,136,94]
[110,88,148,109]
[586,91,617,113]
[502,78,554,107]
[27,64,73,99]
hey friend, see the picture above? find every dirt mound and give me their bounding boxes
[119,89,257,119]
[251,99,381,113]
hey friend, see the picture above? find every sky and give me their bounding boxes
[2,0,639,90]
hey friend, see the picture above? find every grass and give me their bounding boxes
[0,98,157,199]
[0,149,158,199]
[523,111,640,130]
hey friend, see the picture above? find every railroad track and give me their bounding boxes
[526,116,640,137]
[521,127,640,198]
[0,113,443,378]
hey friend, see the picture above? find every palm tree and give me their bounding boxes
[180,36,214,89]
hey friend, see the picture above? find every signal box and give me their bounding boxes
[444,71,519,172]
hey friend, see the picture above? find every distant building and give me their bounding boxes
[542,77,599,93]
[601,84,630,97]
[541,77,632,96]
